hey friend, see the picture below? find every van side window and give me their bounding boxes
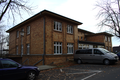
[87,49,92,54]
[76,50,80,54]
[76,49,92,54]
[94,49,103,55]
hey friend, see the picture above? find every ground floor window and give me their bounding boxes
[16,46,18,55]
[54,42,62,54]
[67,43,73,54]
[21,45,23,55]
[27,44,30,55]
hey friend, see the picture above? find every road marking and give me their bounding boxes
[63,68,102,80]
[81,73,97,80]
[81,70,102,80]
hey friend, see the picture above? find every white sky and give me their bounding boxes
[9,0,120,47]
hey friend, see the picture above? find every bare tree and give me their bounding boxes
[96,0,120,38]
[0,0,33,24]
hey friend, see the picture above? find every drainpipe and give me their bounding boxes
[43,16,45,65]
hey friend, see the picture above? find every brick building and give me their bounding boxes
[6,10,113,65]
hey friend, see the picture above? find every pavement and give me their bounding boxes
[37,65,56,70]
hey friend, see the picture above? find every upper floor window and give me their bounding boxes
[105,36,107,41]
[54,21,62,31]
[67,25,73,34]
[108,37,111,42]
[16,31,19,38]
[27,26,30,34]
[81,37,83,40]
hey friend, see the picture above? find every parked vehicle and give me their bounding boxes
[74,48,119,65]
[0,58,40,80]
[117,51,120,60]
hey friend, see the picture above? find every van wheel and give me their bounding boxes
[104,59,110,65]
[77,59,82,64]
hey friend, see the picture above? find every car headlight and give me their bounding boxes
[37,67,40,71]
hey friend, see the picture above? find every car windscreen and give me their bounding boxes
[99,48,110,53]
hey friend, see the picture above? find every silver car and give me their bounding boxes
[74,48,119,65]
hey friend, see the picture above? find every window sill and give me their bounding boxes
[54,53,62,55]
[54,29,62,33]
[67,53,73,54]
[67,32,73,35]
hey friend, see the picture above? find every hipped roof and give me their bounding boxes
[6,10,83,33]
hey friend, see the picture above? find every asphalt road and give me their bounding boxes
[38,62,120,80]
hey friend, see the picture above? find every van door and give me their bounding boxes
[92,49,104,63]
[82,49,93,63]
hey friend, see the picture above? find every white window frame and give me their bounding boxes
[54,42,62,54]
[105,36,107,41]
[21,45,23,55]
[54,21,62,31]
[16,46,18,55]
[67,25,73,34]
[67,43,74,54]
[108,37,111,42]
[27,26,30,34]
[27,44,30,55]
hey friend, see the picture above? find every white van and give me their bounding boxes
[74,48,119,65]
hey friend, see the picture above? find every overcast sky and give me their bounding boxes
[9,0,120,47]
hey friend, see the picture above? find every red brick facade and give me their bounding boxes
[7,10,113,65]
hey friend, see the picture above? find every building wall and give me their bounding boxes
[9,31,16,55]
[45,16,78,55]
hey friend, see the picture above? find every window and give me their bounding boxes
[16,46,18,55]
[108,37,111,42]
[67,25,73,34]
[94,49,103,55]
[21,45,23,55]
[54,42,62,54]
[76,49,92,54]
[67,43,73,54]
[106,46,108,50]
[27,26,30,34]
[21,28,24,32]
[109,47,111,51]
[54,21,62,31]
[16,31,19,38]
[81,37,83,40]
[27,44,30,55]
[1,60,18,68]
[105,36,107,41]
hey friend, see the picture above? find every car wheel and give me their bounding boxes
[27,71,36,80]
[77,59,82,64]
[104,59,110,65]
